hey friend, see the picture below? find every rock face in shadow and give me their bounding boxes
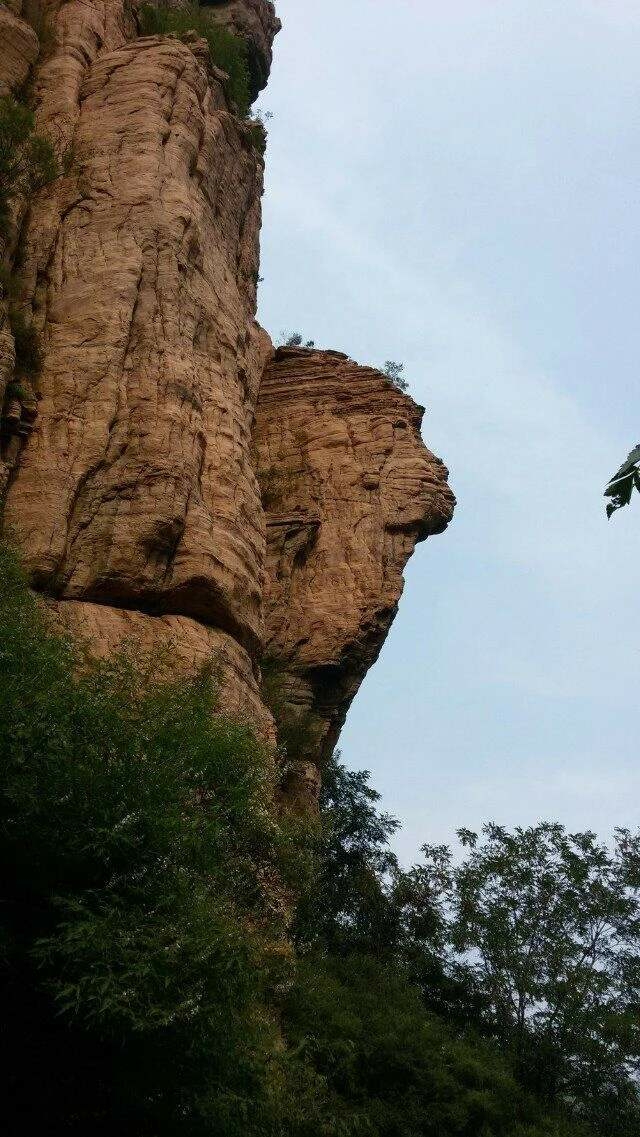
[0,0,454,808]
[254,348,455,809]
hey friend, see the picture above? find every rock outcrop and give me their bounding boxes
[203,0,281,97]
[254,348,455,808]
[0,0,454,809]
[4,32,268,652]
[0,3,39,98]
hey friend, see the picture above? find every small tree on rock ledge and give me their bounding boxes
[383,360,408,392]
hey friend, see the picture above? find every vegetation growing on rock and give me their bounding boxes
[0,96,57,241]
[138,4,253,117]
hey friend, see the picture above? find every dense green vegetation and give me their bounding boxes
[281,331,316,348]
[138,4,253,118]
[410,825,640,1134]
[1,541,637,1134]
[0,96,57,240]
[0,542,295,1133]
[293,762,640,1137]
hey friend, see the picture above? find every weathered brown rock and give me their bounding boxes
[0,1,455,811]
[3,31,269,657]
[31,0,134,157]
[201,0,281,96]
[48,598,275,742]
[254,348,455,808]
[0,3,39,98]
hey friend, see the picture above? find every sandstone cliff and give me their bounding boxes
[0,0,454,807]
[255,347,454,807]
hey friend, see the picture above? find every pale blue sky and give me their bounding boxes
[257,0,640,863]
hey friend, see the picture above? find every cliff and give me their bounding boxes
[0,0,454,806]
[255,347,455,808]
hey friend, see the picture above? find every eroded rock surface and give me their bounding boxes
[203,0,281,97]
[0,3,39,98]
[0,0,454,807]
[3,29,269,657]
[49,597,275,741]
[254,347,455,808]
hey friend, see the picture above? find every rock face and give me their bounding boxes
[0,0,454,808]
[47,597,275,740]
[254,348,455,808]
[203,0,281,97]
[0,3,39,98]
[4,32,268,655]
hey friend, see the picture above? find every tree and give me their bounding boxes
[0,96,57,239]
[288,760,594,1137]
[604,445,640,518]
[408,823,640,1133]
[280,331,315,348]
[383,360,409,391]
[0,541,293,1133]
[292,753,401,954]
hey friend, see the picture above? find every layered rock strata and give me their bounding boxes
[0,3,39,98]
[1,0,278,730]
[0,0,454,806]
[254,348,455,808]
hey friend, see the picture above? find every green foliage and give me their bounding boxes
[383,360,409,392]
[281,331,316,348]
[293,754,402,955]
[0,96,58,239]
[604,444,640,517]
[410,823,640,1135]
[284,953,589,1137]
[8,305,42,379]
[247,109,273,157]
[0,542,293,1130]
[5,380,29,402]
[0,553,631,1135]
[293,754,632,1137]
[138,4,252,118]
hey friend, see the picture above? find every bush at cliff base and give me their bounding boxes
[0,540,299,1131]
[0,541,594,1136]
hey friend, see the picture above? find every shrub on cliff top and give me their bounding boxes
[383,360,409,392]
[139,4,252,118]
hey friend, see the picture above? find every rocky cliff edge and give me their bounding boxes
[0,0,454,808]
